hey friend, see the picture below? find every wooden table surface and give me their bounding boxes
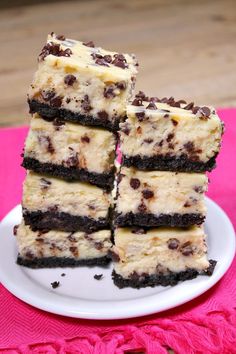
[1,0,236,127]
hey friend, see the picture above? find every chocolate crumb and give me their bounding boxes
[94,274,103,280]
[81,135,90,143]
[167,238,180,250]
[13,225,19,236]
[142,189,154,199]
[130,178,141,189]
[50,96,63,108]
[51,281,60,289]
[64,74,76,86]
[97,110,109,122]
[61,273,66,277]
[205,260,217,275]
[83,41,95,48]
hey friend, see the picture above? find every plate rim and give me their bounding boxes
[0,197,235,320]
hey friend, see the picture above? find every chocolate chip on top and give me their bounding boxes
[132,98,143,106]
[39,42,72,61]
[112,53,128,69]
[146,102,157,110]
[130,178,141,189]
[56,34,66,41]
[64,74,76,86]
[83,40,95,48]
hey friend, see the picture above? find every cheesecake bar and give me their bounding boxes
[120,93,224,172]
[22,113,116,189]
[115,167,207,227]
[28,32,138,131]
[111,226,216,288]
[22,172,112,232]
[15,221,112,268]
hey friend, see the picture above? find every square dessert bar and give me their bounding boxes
[22,172,112,233]
[22,113,117,190]
[28,33,138,131]
[111,226,216,289]
[15,221,112,268]
[115,167,207,227]
[120,93,224,172]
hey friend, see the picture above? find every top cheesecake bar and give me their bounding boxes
[28,33,138,131]
[120,92,224,172]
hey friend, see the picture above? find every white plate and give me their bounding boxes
[0,197,235,320]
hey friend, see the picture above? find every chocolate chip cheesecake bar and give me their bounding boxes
[111,226,216,288]
[120,93,224,172]
[22,113,116,189]
[115,167,207,227]
[15,221,112,268]
[22,172,112,232]
[28,33,138,131]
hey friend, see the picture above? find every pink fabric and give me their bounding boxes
[0,109,235,354]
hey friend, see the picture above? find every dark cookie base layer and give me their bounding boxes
[112,260,216,288]
[115,212,205,227]
[17,255,110,268]
[23,209,111,233]
[28,99,121,132]
[122,154,217,172]
[22,157,115,190]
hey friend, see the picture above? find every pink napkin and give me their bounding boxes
[0,109,235,354]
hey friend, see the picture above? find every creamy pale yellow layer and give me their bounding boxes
[24,114,116,174]
[23,172,111,219]
[28,33,137,121]
[113,226,209,278]
[16,221,112,260]
[116,167,207,215]
[120,101,223,162]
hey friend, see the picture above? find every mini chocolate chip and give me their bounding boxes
[131,227,147,234]
[41,90,55,102]
[50,96,63,108]
[97,110,109,121]
[56,34,66,41]
[94,242,103,250]
[13,225,19,236]
[180,242,194,256]
[81,135,90,143]
[81,95,92,112]
[83,41,95,48]
[95,58,109,66]
[132,98,143,106]
[108,250,120,262]
[194,186,204,193]
[167,238,180,250]
[116,81,127,90]
[88,204,96,210]
[69,246,78,256]
[143,138,153,144]
[171,119,178,126]
[135,111,145,121]
[138,202,147,213]
[167,133,174,142]
[184,201,191,207]
[142,189,154,199]
[184,102,194,110]
[64,152,78,167]
[103,54,112,63]
[38,135,54,154]
[146,102,157,110]
[64,74,76,86]
[25,251,34,259]
[158,139,164,147]
[51,281,60,289]
[163,114,169,118]
[66,98,71,103]
[104,85,116,98]
[94,274,103,280]
[130,178,141,189]
[61,273,66,277]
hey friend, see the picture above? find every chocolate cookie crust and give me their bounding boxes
[22,157,115,190]
[23,209,111,233]
[115,212,205,227]
[112,260,216,289]
[122,154,217,172]
[28,99,121,132]
[17,255,110,268]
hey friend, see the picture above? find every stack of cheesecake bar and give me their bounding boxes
[15,33,138,268]
[111,93,223,288]
[14,33,224,289]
